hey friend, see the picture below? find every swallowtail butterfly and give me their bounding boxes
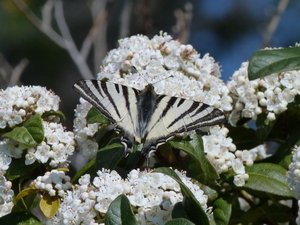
[74,80,226,156]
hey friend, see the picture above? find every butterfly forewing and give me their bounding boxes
[73,80,139,140]
[143,94,225,152]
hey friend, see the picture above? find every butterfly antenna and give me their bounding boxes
[130,66,174,86]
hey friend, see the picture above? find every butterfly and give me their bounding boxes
[73,80,226,156]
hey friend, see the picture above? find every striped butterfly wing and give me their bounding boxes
[142,94,226,154]
[73,80,139,140]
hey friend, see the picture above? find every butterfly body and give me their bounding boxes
[74,80,226,156]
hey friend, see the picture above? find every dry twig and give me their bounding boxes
[12,0,98,79]
[0,53,28,86]
[263,0,289,47]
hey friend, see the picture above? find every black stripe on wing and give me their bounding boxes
[100,82,122,119]
[121,84,139,135]
[183,107,226,132]
[73,80,115,122]
[166,101,202,129]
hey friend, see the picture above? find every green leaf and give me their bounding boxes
[213,197,232,225]
[42,110,66,121]
[169,134,219,185]
[16,187,39,201]
[39,194,60,219]
[248,46,300,80]
[105,194,137,225]
[23,114,44,144]
[72,143,124,183]
[255,114,275,142]
[3,127,37,147]
[96,143,125,170]
[227,126,259,150]
[87,107,110,125]
[0,212,41,225]
[72,157,96,183]
[244,163,294,197]
[6,159,38,180]
[155,167,209,225]
[240,202,292,224]
[2,115,44,147]
[172,202,189,219]
[165,218,195,225]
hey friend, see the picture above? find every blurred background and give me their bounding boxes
[0,0,299,126]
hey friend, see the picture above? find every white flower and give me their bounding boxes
[32,170,72,197]
[0,175,14,217]
[288,145,300,199]
[73,99,99,160]
[202,126,249,186]
[48,169,208,225]
[24,121,75,167]
[0,86,60,129]
[202,127,271,187]
[98,32,232,111]
[228,61,300,125]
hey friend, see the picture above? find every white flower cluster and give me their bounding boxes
[202,126,247,186]
[0,175,14,218]
[0,121,75,174]
[48,169,208,225]
[32,170,72,197]
[73,32,233,159]
[0,86,60,129]
[98,32,232,111]
[202,127,269,186]
[73,99,99,160]
[25,121,75,167]
[227,62,300,125]
[288,145,300,199]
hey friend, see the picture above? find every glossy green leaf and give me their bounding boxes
[0,212,41,225]
[213,197,232,225]
[105,194,137,225]
[169,134,218,185]
[87,107,110,125]
[248,47,300,80]
[96,143,124,170]
[155,167,209,225]
[244,163,294,197]
[39,194,60,219]
[23,114,44,144]
[3,127,37,147]
[165,218,195,225]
